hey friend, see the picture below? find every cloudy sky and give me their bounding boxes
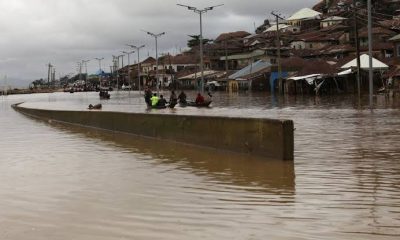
[0,0,319,87]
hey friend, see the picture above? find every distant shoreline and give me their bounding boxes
[1,88,63,96]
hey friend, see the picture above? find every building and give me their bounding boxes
[286,8,322,30]
[320,16,347,28]
[389,34,400,57]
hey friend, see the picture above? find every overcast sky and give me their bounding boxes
[0,0,319,87]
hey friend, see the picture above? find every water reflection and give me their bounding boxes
[45,119,295,195]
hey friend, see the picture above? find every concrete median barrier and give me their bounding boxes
[12,103,294,160]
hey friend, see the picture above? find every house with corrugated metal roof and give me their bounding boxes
[228,60,272,91]
[286,8,322,31]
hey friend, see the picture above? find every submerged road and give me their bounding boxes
[1,91,399,239]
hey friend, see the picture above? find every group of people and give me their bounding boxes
[144,87,211,108]
[195,92,213,104]
[144,88,176,108]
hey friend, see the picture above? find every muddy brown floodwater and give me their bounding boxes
[1,91,399,239]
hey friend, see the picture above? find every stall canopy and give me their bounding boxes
[337,69,353,76]
[340,54,389,70]
[178,70,221,80]
[288,74,322,85]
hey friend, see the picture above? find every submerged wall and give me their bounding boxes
[13,104,294,160]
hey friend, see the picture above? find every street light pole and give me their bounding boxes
[77,62,82,81]
[144,31,165,95]
[177,3,223,93]
[128,44,146,94]
[123,50,135,91]
[114,55,124,91]
[47,63,53,87]
[82,60,90,90]
[95,57,104,88]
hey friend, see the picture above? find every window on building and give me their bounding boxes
[309,43,313,49]
[397,44,400,57]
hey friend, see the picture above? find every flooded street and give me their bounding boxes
[1,91,400,239]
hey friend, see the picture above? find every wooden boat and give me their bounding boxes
[180,101,212,108]
[99,91,110,99]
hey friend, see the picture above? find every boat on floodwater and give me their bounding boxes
[99,90,110,99]
[179,101,212,108]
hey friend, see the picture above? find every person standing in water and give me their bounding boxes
[178,91,187,104]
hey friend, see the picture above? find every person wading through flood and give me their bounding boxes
[157,95,167,107]
[169,90,178,106]
[144,87,152,106]
[151,93,159,107]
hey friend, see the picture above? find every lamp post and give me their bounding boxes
[128,44,145,94]
[111,56,116,89]
[122,50,135,91]
[82,60,90,90]
[76,61,83,86]
[113,55,124,90]
[47,63,53,87]
[144,30,165,95]
[95,57,104,88]
[177,3,223,93]
[120,54,125,68]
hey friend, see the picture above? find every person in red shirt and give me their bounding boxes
[195,93,205,104]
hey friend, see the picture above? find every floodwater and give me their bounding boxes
[1,91,399,239]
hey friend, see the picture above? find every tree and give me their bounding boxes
[30,78,45,88]
[187,35,211,48]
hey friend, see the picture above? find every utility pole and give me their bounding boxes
[177,3,224,93]
[128,44,146,94]
[353,0,361,99]
[368,0,373,108]
[271,11,284,94]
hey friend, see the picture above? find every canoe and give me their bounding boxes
[180,101,212,108]
[99,91,110,99]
